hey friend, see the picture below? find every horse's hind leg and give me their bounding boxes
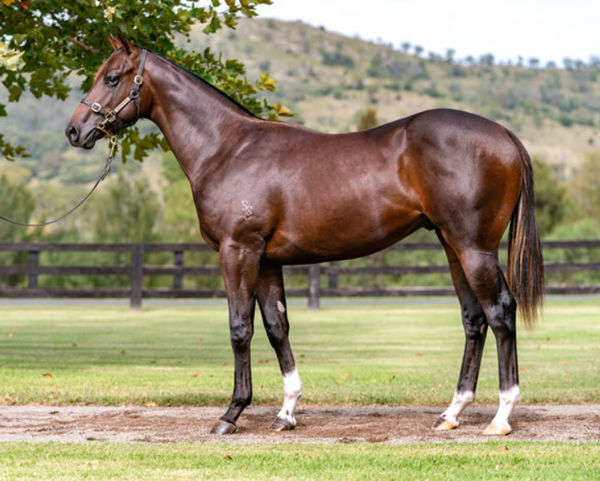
[256,260,302,431]
[454,247,520,435]
[434,236,488,431]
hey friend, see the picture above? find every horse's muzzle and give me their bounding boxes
[66,123,99,149]
[65,123,80,146]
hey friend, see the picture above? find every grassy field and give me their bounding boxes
[0,298,598,406]
[0,441,598,480]
[1,299,598,481]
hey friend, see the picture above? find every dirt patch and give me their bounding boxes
[0,405,598,443]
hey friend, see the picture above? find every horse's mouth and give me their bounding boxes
[81,129,103,149]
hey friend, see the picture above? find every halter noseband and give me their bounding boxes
[81,49,148,137]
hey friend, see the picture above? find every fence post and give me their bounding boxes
[130,243,144,310]
[308,263,321,310]
[27,249,39,289]
[328,261,339,289]
[173,250,184,290]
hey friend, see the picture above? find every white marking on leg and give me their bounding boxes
[488,385,520,433]
[277,368,302,426]
[277,300,286,313]
[439,390,474,427]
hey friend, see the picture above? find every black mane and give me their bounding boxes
[156,50,260,119]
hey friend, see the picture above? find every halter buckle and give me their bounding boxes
[134,75,143,86]
[91,102,102,113]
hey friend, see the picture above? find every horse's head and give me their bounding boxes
[66,31,150,149]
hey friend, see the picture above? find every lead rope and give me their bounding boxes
[0,135,117,227]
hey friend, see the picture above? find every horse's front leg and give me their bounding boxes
[210,238,262,435]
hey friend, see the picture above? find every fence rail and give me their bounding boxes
[1,241,599,308]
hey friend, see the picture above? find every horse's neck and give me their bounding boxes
[147,54,255,182]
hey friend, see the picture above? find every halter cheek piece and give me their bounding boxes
[81,49,147,137]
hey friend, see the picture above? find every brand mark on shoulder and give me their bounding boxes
[241,200,254,220]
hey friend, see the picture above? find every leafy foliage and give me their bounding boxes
[355,107,379,131]
[569,152,600,222]
[161,151,199,241]
[92,172,161,243]
[0,174,34,241]
[0,0,279,162]
[532,157,567,236]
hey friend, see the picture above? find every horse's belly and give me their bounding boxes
[264,207,425,265]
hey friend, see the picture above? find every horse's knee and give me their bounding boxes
[229,320,253,348]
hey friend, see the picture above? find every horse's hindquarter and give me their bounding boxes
[402,110,523,251]
[258,122,425,263]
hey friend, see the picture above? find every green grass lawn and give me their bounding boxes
[0,441,598,481]
[0,298,598,406]
[1,299,598,481]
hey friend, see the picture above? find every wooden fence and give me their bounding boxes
[0,241,599,309]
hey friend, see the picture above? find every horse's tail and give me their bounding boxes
[505,129,544,328]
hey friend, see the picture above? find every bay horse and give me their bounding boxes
[66,32,543,436]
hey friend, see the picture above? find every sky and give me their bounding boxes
[256,0,600,66]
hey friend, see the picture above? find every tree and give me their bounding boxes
[91,171,161,243]
[569,151,600,222]
[356,107,379,131]
[0,0,287,162]
[161,151,200,242]
[528,57,540,69]
[479,53,495,68]
[0,174,34,240]
[532,157,567,236]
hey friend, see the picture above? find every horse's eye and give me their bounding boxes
[105,74,119,87]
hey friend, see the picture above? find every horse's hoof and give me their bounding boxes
[270,417,296,432]
[482,422,511,436]
[210,420,237,435]
[433,417,458,431]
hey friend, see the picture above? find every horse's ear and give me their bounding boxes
[116,28,132,55]
[109,28,133,54]
[108,32,122,51]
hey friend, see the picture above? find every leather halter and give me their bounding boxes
[81,49,147,136]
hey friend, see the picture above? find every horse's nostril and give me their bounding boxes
[66,124,79,142]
